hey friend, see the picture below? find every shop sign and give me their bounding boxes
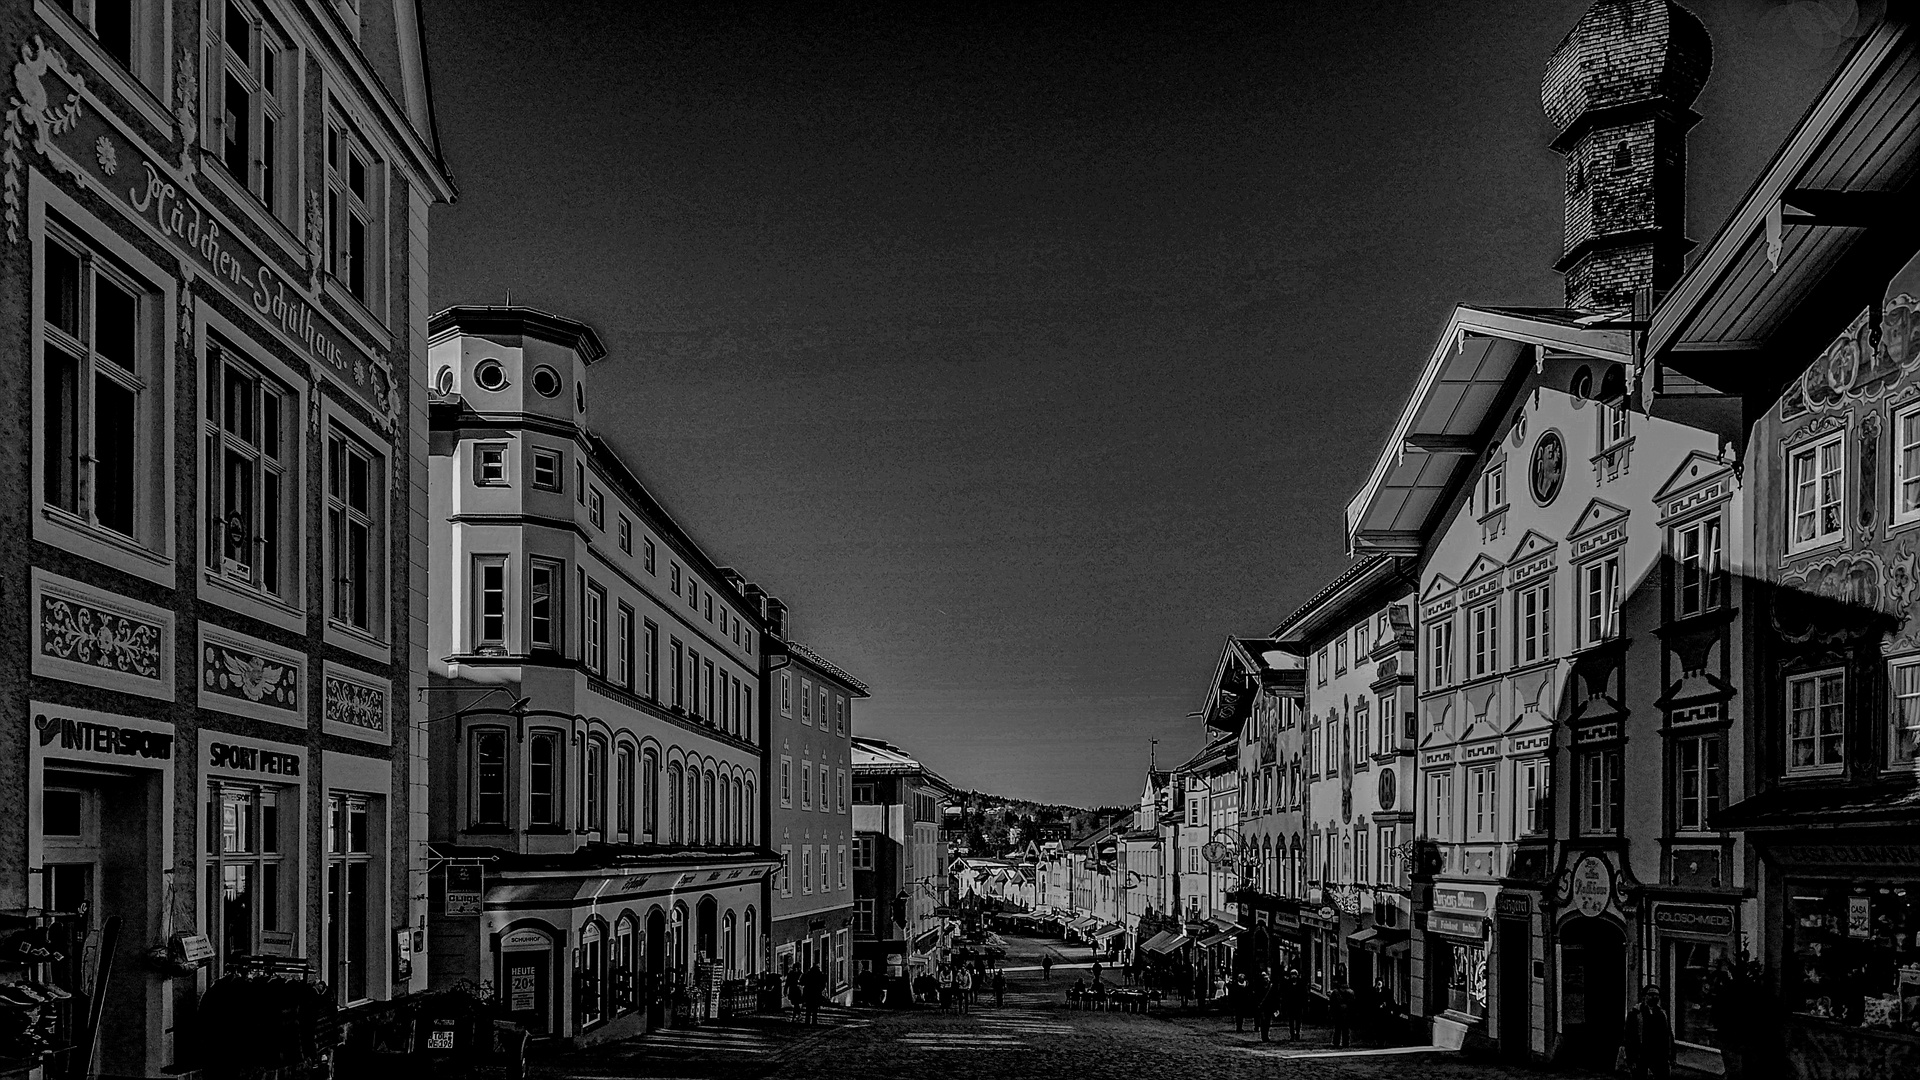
[8,40,391,417]
[501,929,549,951]
[1570,855,1613,918]
[1429,913,1487,941]
[1652,904,1733,936]
[1433,888,1489,913]
[34,709,173,760]
[1496,894,1531,917]
[445,866,483,917]
[1273,911,1300,929]
[207,741,300,775]
[1317,906,1337,921]
[1848,896,1872,939]
[171,933,214,965]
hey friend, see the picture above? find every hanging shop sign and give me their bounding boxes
[1570,855,1614,918]
[446,865,484,917]
[1652,904,1733,936]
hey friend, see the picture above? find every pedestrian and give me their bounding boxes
[1041,954,1053,981]
[1247,967,1270,1040]
[1232,972,1249,1032]
[1330,967,1355,1049]
[784,968,803,1021]
[1622,984,1674,1080]
[1257,969,1281,1043]
[1284,966,1305,1040]
[802,962,827,1026]
[956,965,974,1014]
[992,968,1006,1007]
[1091,960,1102,984]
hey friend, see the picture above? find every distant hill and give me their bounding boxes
[941,790,1131,857]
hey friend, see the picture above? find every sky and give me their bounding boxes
[423,0,1869,807]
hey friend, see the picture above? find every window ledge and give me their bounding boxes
[321,274,395,351]
[327,620,391,664]
[1784,536,1847,563]
[191,160,307,266]
[202,570,306,634]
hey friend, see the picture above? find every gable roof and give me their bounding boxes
[785,642,871,697]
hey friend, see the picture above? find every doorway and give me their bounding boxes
[1559,917,1625,1069]
[1498,918,1531,1059]
[502,945,552,1036]
[646,908,667,1031]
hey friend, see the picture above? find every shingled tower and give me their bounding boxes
[1542,0,1712,312]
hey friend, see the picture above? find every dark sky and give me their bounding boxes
[424,0,1864,807]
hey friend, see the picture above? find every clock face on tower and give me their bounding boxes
[1531,431,1566,505]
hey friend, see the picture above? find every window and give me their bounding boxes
[41,231,154,541]
[587,487,604,529]
[1377,692,1397,755]
[584,581,607,675]
[1377,825,1398,888]
[616,603,633,688]
[687,580,698,611]
[58,0,137,71]
[217,1,289,216]
[801,761,812,810]
[1317,648,1327,685]
[1674,734,1721,831]
[1601,402,1630,449]
[837,769,847,812]
[1789,433,1845,552]
[1517,757,1547,835]
[1469,602,1498,679]
[1892,659,1920,767]
[1674,517,1724,617]
[670,562,681,596]
[473,556,506,650]
[471,730,506,827]
[1582,748,1623,833]
[1469,764,1497,838]
[531,449,561,491]
[528,732,562,828]
[854,835,874,869]
[1481,461,1507,514]
[780,757,792,807]
[666,763,682,843]
[576,462,585,505]
[855,898,874,934]
[703,660,715,722]
[704,593,713,622]
[206,345,295,599]
[584,737,606,833]
[643,537,656,573]
[616,745,633,834]
[667,639,684,709]
[324,792,372,1005]
[325,428,382,635]
[1335,637,1348,674]
[1427,772,1454,841]
[779,845,792,897]
[1428,619,1454,688]
[1787,669,1845,776]
[1514,581,1550,665]
[325,111,379,305]
[205,783,293,975]
[1898,404,1920,525]
[473,443,507,485]
[1580,553,1621,647]
[835,695,847,734]
[1355,830,1369,886]
[529,558,563,653]
[800,679,813,725]
[1355,698,1371,762]
[780,672,793,716]
[818,764,829,811]
[853,782,876,804]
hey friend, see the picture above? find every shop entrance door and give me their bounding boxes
[646,909,667,1031]
[502,945,552,1036]
[1559,918,1625,1069]
[1498,918,1530,1059]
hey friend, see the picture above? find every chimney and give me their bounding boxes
[1542,0,1712,312]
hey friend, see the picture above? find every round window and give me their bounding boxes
[576,384,586,413]
[435,368,456,395]
[473,360,508,391]
[531,365,563,398]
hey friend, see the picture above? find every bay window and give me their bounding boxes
[1787,669,1845,776]
[528,732,560,828]
[529,558,563,653]
[473,556,506,651]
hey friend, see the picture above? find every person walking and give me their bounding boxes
[1248,967,1271,1041]
[801,962,827,1026]
[1040,954,1053,981]
[784,968,803,1021]
[992,968,1006,1007]
[1231,972,1249,1032]
[1622,984,1675,1080]
[1284,966,1306,1040]
[1091,960,1102,984]
[1256,968,1280,1043]
[955,965,974,1014]
[1330,968,1356,1049]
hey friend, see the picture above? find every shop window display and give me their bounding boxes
[1438,941,1487,1020]
[1666,939,1725,1047]
[1786,882,1920,1035]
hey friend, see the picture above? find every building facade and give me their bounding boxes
[766,640,864,999]
[0,1,452,1075]
[850,738,952,977]
[423,306,775,1045]
[1273,559,1419,1009]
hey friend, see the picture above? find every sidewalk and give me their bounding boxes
[529,1005,870,1080]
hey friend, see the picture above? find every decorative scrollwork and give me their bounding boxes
[40,596,161,678]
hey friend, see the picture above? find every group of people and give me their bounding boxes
[910,959,1007,1011]
[1223,964,1395,1047]
[779,963,831,1025]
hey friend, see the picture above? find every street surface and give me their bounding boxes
[534,934,1555,1080]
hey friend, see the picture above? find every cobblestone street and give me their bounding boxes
[533,935,1554,1080]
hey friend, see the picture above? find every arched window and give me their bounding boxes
[744,907,757,974]
[732,779,744,844]
[718,775,731,845]
[471,729,507,827]
[722,909,737,972]
[1611,141,1631,173]
[704,771,716,845]
[615,744,634,835]
[529,732,559,827]
[671,902,689,973]
[667,762,683,843]
[744,779,756,844]
[642,749,659,838]
[684,767,699,846]
[585,736,607,833]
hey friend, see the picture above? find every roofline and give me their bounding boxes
[1270,554,1410,644]
[783,641,872,697]
[300,0,457,201]
[1343,305,1632,553]
[1647,16,1910,355]
[430,305,609,364]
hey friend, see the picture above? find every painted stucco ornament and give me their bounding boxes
[1530,430,1566,505]
[4,37,87,242]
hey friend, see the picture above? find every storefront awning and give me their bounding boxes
[1144,932,1191,955]
[1067,916,1100,932]
[1092,923,1126,943]
[911,928,941,952]
[1138,930,1179,953]
[1348,926,1410,949]
[1197,926,1244,949]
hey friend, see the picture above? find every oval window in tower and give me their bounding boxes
[531,365,563,398]
[474,360,508,391]
[435,367,456,395]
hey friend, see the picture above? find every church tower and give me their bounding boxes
[1542,0,1713,312]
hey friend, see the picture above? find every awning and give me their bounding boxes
[1092,923,1126,943]
[1348,926,1410,949]
[1067,916,1100,932]
[1144,932,1191,955]
[1197,926,1244,949]
[911,928,941,952]
[1138,930,1179,953]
